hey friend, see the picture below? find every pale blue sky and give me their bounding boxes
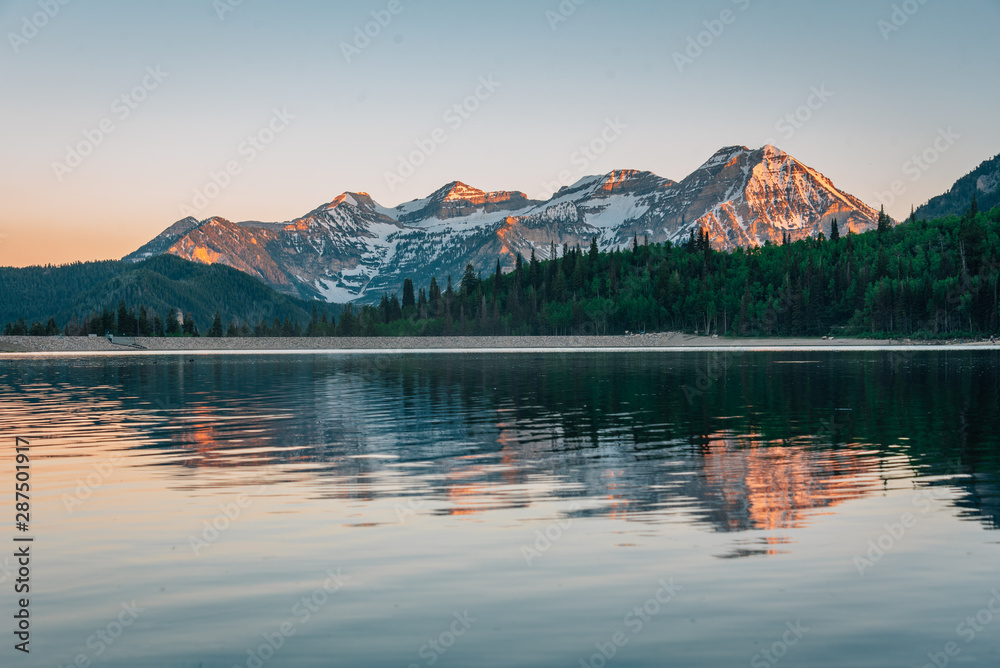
[1,0,998,265]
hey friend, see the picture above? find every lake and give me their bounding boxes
[1,350,998,667]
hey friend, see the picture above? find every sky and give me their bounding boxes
[1,0,998,267]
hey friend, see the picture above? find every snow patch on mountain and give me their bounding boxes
[127,145,881,303]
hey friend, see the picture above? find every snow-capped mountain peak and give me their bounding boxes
[125,145,882,303]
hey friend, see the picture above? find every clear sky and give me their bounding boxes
[1,0,998,266]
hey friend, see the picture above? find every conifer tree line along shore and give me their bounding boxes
[5,200,999,340]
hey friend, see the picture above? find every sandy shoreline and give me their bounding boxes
[0,333,993,354]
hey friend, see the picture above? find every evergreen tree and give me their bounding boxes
[830,218,840,242]
[402,279,416,314]
[444,276,454,331]
[337,305,357,337]
[388,294,402,322]
[417,288,428,318]
[306,305,319,336]
[209,311,224,337]
[117,301,129,336]
[379,294,391,324]
[877,205,891,237]
[182,313,199,337]
[429,277,442,317]
[138,306,150,337]
[166,309,181,335]
[461,264,478,297]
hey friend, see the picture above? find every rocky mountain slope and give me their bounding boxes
[126,145,881,302]
[914,152,1000,220]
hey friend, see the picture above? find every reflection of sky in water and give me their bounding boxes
[0,352,998,667]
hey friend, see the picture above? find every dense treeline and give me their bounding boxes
[353,199,1000,339]
[6,201,999,339]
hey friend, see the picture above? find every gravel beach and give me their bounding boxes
[0,333,990,354]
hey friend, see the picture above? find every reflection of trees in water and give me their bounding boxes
[42,351,1000,532]
[947,476,1000,531]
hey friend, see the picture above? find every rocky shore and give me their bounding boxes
[0,333,991,354]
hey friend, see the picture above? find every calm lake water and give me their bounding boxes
[1,350,999,667]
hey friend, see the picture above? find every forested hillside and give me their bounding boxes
[348,202,999,339]
[914,153,1000,220]
[1,255,317,336]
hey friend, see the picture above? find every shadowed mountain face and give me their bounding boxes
[126,145,881,303]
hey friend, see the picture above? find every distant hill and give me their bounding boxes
[0,254,324,331]
[915,152,1000,220]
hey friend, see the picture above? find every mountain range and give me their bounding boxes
[126,144,883,303]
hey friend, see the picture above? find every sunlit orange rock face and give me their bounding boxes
[127,145,881,303]
[167,217,292,287]
[691,146,880,249]
[397,182,537,223]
